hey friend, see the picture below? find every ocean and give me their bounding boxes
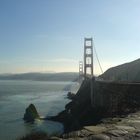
[0,80,79,140]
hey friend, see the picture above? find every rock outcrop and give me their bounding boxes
[23,104,40,122]
[49,79,100,132]
[67,92,75,100]
[49,78,140,132]
[61,111,140,140]
[21,111,140,140]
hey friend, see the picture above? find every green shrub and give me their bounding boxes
[17,132,48,140]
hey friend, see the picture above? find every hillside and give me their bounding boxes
[0,72,79,82]
[100,58,140,82]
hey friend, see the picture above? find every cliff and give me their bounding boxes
[21,78,140,140]
[20,111,140,140]
[49,78,140,132]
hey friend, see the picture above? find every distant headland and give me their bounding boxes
[0,72,79,82]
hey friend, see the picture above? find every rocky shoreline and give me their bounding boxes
[20,111,140,140]
[60,111,140,140]
[48,78,140,133]
[22,78,140,139]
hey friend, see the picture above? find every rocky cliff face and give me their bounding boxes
[24,104,40,122]
[61,111,140,140]
[49,78,140,132]
[49,79,94,132]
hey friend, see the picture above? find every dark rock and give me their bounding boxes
[49,136,61,140]
[88,134,110,140]
[135,131,140,137]
[49,76,140,133]
[19,132,48,140]
[49,79,104,132]
[67,92,75,100]
[105,129,128,137]
[23,104,40,122]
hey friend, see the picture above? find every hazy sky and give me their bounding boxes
[0,0,140,74]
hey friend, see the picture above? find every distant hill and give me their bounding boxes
[0,72,79,82]
[100,58,140,82]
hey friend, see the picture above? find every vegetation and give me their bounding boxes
[100,58,140,82]
[17,131,62,140]
[17,132,49,140]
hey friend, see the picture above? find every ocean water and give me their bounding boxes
[0,80,79,140]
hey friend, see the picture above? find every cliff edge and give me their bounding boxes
[49,78,140,132]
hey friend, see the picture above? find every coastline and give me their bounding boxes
[49,79,140,132]
[19,78,140,139]
[19,111,140,140]
[61,111,140,140]
[0,80,78,140]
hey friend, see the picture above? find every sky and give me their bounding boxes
[0,0,140,74]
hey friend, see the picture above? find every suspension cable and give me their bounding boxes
[93,42,104,74]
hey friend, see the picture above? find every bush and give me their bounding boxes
[17,132,48,140]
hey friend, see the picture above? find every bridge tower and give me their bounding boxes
[84,38,93,79]
[79,61,83,82]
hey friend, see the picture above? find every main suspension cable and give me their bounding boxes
[93,42,104,74]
